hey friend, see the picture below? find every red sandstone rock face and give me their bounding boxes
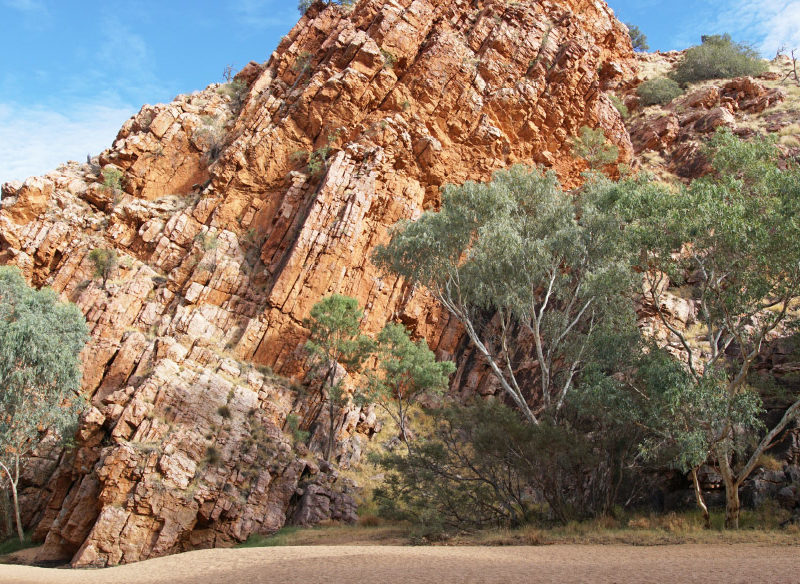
[0,0,634,566]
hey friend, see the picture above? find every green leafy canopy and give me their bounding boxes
[0,265,88,465]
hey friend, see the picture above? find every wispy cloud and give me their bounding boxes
[0,100,136,183]
[673,0,800,55]
[233,0,298,29]
[2,0,47,14]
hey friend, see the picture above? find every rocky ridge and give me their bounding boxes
[0,0,637,566]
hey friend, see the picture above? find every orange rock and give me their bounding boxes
[0,0,638,566]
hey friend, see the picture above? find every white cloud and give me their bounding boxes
[679,0,800,55]
[0,101,136,183]
[2,0,47,14]
[233,0,298,29]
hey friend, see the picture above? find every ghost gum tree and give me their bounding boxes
[0,267,88,541]
[374,165,638,424]
[616,129,800,528]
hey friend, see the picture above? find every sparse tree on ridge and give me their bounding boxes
[625,23,649,52]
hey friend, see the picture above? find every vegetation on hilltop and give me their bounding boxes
[672,34,768,85]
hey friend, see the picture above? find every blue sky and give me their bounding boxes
[1,0,798,183]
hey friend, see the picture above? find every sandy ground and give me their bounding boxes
[1,544,799,584]
[0,545,800,584]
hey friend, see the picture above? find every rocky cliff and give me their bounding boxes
[0,0,637,566]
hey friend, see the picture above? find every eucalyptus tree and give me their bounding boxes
[616,129,800,528]
[304,294,374,461]
[374,165,637,425]
[357,322,455,450]
[0,267,88,541]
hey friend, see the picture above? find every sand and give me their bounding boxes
[1,544,799,584]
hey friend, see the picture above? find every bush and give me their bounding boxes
[637,77,683,106]
[671,34,767,85]
[374,401,636,529]
[216,80,248,110]
[298,0,355,15]
[88,248,118,288]
[609,94,629,118]
[625,23,649,52]
[102,167,124,207]
[570,126,619,171]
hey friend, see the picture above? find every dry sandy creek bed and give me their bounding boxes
[1,544,799,583]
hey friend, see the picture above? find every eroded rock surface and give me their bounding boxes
[0,0,635,566]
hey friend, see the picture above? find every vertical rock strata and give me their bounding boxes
[0,0,634,566]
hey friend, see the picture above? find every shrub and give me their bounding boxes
[671,34,767,85]
[286,413,310,445]
[625,23,649,52]
[102,167,124,207]
[637,77,683,106]
[570,126,619,170]
[205,446,221,465]
[88,248,118,289]
[609,94,629,118]
[217,405,232,419]
[216,80,248,110]
[374,401,635,528]
[195,232,218,251]
[193,116,227,163]
[298,0,355,15]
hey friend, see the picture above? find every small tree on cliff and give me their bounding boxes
[615,129,800,528]
[88,248,117,289]
[570,126,619,173]
[357,323,455,450]
[625,23,649,52]
[304,294,374,461]
[0,267,88,541]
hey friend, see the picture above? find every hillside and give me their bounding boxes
[0,0,639,567]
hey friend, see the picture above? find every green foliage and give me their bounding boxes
[374,166,637,424]
[0,267,88,540]
[286,413,310,445]
[292,144,334,176]
[194,232,218,251]
[380,49,397,70]
[375,399,638,529]
[216,79,248,110]
[610,129,800,527]
[636,77,683,106]
[102,167,123,193]
[609,94,629,118]
[298,0,355,15]
[102,167,124,207]
[88,248,118,289]
[625,23,649,52]
[304,295,375,460]
[0,532,34,555]
[194,115,228,163]
[671,34,767,85]
[570,126,619,171]
[357,323,454,448]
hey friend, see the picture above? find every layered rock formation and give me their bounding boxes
[625,51,791,180]
[0,0,636,566]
